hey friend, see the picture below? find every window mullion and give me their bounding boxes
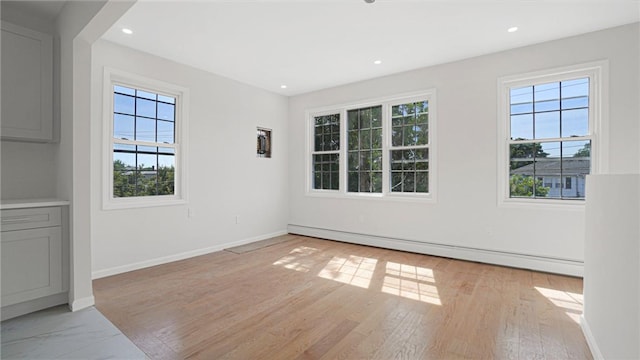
[382,103,390,196]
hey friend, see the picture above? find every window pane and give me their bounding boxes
[157,94,175,104]
[114,85,135,96]
[136,98,156,118]
[113,170,136,197]
[114,114,134,140]
[136,90,157,100]
[534,99,560,112]
[389,149,428,193]
[114,94,134,115]
[113,151,135,170]
[511,114,533,140]
[561,78,589,98]
[561,108,588,137]
[135,117,156,142]
[111,84,180,199]
[534,142,561,198]
[347,106,382,193]
[372,106,382,128]
[535,82,559,102]
[511,86,533,106]
[158,168,175,196]
[561,141,589,199]
[158,151,175,169]
[158,102,175,121]
[561,96,588,110]
[416,172,428,193]
[508,77,590,201]
[157,120,175,144]
[137,152,157,171]
[312,154,339,190]
[534,111,560,139]
[137,170,158,196]
[314,114,340,152]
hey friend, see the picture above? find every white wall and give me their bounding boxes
[1,4,58,200]
[56,0,132,310]
[90,40,289,277]
[288,23,639,275]
[583,174,639,359]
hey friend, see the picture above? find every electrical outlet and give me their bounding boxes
[188,208,195,218]
[235,215,240,224]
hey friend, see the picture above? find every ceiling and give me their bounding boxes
[2,1,66,22]
[102,0,639,96]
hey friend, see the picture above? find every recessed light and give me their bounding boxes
[373,60,382,65]
[507,26,518,33]
[280,85,287,89]
[122,28,133,35]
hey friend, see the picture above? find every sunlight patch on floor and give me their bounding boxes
[382,262,441,305]
[535,286,583,324]
[272,246,320,273]
[318,255,378,289]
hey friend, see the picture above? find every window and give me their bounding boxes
[307,91,436,200]
[104,68,188,209]
[347,106,382,193]
[498,61,606,205]
[312,113,340,190]
[390,101,429,193]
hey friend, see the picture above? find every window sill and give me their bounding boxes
[102,196,186,210]
[305,190,436,203]
[498,197,585,210]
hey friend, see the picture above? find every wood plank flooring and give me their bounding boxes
[93,234,592,359]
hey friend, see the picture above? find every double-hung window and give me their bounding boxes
[104,68,189,209]
[308,91,436,200]
[498,62,606,204]
[311,113,340,190]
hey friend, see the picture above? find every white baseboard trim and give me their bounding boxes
[92,230,288,279]
[288,225,583,277]
[69,295,95,312]
[580,315,603,359]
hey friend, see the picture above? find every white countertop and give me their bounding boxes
[1,198,70,210]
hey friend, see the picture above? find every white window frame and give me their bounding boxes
[102,67,189,210]
[305,90,437,202]
[309,110,342,192]
[497,61,608,208]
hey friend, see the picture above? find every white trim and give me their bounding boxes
[69,295,95,312]
[102,67,190,210]
[91,230,288,279]
[288,224,584,277]
[0,293,68,321]
[305,90,437,202]
[497,60,608,208]
[580,315,603,360]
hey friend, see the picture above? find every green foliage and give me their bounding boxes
[113,161,175,198]
[573,142,590,158]
[510,174,549,197]
[510,141,549,170]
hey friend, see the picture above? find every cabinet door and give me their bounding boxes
[1,21,53,142]
[1,227,62,306]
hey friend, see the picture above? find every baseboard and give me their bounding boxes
[69,295,95,312]
[288,224,584,277]
[580,315,603,359]
[92,230,288,279]
[1,292,68,321]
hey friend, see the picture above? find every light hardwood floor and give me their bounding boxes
[94,234,592,359]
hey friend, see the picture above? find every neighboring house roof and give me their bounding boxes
[511,158,590,176]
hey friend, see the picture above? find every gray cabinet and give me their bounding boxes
[1,21,53,142]
[1,206,67,320]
